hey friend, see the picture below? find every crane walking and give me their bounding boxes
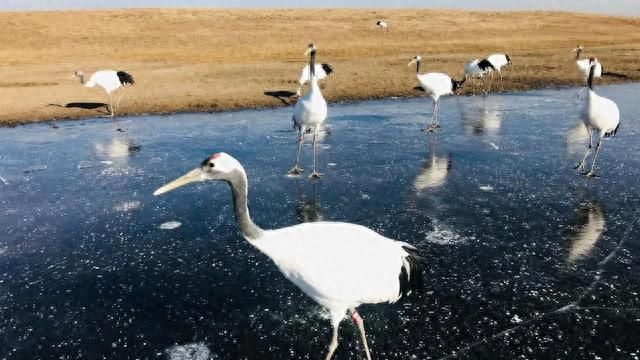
[575,59,620,177]
[409,55,465,131]
[290,44,328,178]
[70,70,135,117]
[154,152,425,360]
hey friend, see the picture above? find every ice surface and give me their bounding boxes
[0,84,639,360]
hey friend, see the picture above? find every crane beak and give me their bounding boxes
[153,168,204,196]
[408,59,416,66]
[304,49,310,56]
[67,74,76,79]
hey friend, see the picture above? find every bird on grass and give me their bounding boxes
[409,55,465,131]
[575,59,619,177]
[376,20,389,31]
[154,152,425,360]
[296,63,334,97]
[70,70,135,118]
[486,53,512,91]
[573,45,603,97]
[464,58,495,94]
[290,43,328,178]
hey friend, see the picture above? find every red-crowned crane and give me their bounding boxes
[290,44,328,178]
[376,20,389,31]
[573,45,603,97]
[487,53,512,91]
[575,59,620,177]
[464,59,495,94]
[409,55,465,131]
[154,152,424,360]
[70,70,134,117]
[296,63,334,97]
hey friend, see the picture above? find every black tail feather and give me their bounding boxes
[117,71,135,86]
[398,245,425,300]
[604,122,620,138]
[321,63,334,76]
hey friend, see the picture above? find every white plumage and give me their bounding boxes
[376,20,389,31]
[154,152,424,360]
[573,46,603,85]
[290,44,329,178]
[575,59,620,177]
[464,58,495,94]
[71,69,135,117]
[296,63,333,97]
[409,55,464,131]
[486,53,512,91]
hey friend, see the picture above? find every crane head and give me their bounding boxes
[572,45,583,53]
[408,55,421,66]
[68,70,84,79]
[153,152,243,196]
[304,43,316,56]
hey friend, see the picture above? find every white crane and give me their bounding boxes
[486,53,512,91]
[70,70,135,117]
[290,43,328,178]
[409,55,465,131]
[573,45,603,97]
[464,59,495,94]
[575,59,620,177]
[153,152,425,360]
[376,20,389,31]
[296,63,334,97]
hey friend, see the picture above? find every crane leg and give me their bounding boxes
[324,322,340,360]
[288,130,305,175]
[586,135,604,177]
[575,128,593,172]
[108,93,114,118]
[310,128,323,178]
[115,88,126,116]
[349,309,372,360]
[488,72,493,93]
[499,71,504,92]
[425,100,436,131]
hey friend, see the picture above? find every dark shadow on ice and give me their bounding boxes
[47,102,110,114]
[264,90,297,105]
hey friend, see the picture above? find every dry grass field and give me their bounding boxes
[0,9,639,125]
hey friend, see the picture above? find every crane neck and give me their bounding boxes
[78,73,85,85]
[415,60,421,74]
[308,49,321,91]
[587,64,595,90]
[227,169,263,241]
[576,49,582,60]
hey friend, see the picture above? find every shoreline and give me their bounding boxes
[4,81,634,128]
[1,8,639,126]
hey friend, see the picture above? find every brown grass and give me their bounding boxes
[0,9,639,125]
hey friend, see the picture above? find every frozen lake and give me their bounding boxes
[1,84,639,359]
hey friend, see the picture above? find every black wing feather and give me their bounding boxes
[117,71,135,86]
[321,63,334,76]
[398,245,425,299]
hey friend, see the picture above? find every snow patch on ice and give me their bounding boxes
[159,221,182,230]
[479,185,494,191]
[114,201,141,212]
[425,222,471,245]
[166,342,212,360]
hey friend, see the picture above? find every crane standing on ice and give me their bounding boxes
[154,152,425,360]
[71,70,135,117]
[575,59,620,177]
